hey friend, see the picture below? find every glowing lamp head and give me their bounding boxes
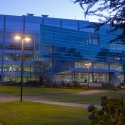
[24,37,31,41]
[15,35,21,40]
[14,34,31,41]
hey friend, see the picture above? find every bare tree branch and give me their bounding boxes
[73,0,125,44]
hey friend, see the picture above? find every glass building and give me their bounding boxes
[0,13,124,86]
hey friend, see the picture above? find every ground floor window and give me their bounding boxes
[75,72,92,82]
[117,74,124,82]
[3,75,37,82]
[93,73,109,83]
[74,72,109,83]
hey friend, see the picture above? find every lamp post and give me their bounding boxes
[14,34,31,102]
[85,63,91,89]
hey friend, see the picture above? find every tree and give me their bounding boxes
[73,0,125,44]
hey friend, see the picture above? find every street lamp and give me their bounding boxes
[14,34,31,102]
[85,63,91,89]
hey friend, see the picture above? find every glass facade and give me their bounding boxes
[40,24,125,83]
[0,13,124,84]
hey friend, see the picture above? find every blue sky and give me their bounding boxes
[0,0,99,22]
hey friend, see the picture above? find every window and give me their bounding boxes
[44,45,52,52]
[90,33,99,45]
[90,38,99,45]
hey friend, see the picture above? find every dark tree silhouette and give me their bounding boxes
[73,0,125,44]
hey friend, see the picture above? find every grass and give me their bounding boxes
[0,101,90,125]
[0,86,87,96]
[42,90,125,105]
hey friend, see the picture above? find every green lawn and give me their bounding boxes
[0,86,87,96]
[42,90,125,105]
[0,101,90,125]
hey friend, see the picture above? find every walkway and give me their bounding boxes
[0,90,108,108]
[0,93,18,102]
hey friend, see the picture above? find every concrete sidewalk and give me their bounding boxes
[24,99,102,109]
[0,90,108,108]
[23,90,108,99]
[0,93,19,102]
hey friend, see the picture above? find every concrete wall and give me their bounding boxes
[79,82,102,87]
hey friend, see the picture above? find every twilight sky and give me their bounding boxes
[0,0,99,22]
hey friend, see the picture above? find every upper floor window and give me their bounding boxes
[90,33,99,45]
[90,38,99,45]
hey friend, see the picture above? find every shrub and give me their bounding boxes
[52,81,60,88]
[87,105,95,112]
[43,80,52,88]
[73,81,80,88]
[102,83,116,89]
[88,96,125,125]
[67,82,74,88]
[60,81,66,88]
[25,80,40,87]
[2,81,20,86]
